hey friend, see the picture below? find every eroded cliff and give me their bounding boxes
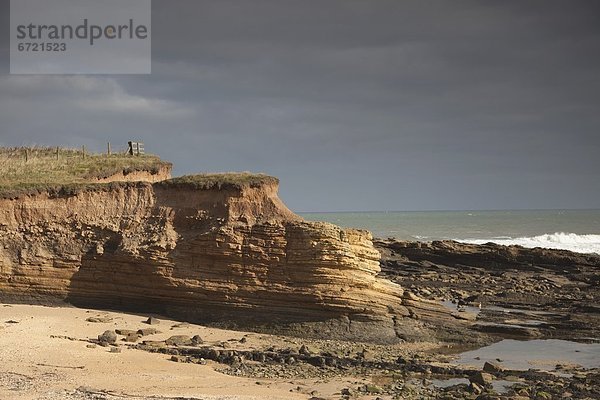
[0,174,466,343]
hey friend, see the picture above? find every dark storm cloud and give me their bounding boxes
[1,0,599,211]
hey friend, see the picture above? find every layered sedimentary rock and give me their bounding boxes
[377,239,600,273]
[0,176,463,342]
[376,239,600,340]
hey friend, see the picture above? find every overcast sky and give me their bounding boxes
[1,1,599,211]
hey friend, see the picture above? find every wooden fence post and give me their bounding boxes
[56,147,59,160]
[25,148,28,163]
[107,142,111,156]
[82,145,85,159]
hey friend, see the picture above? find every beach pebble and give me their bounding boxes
[98,330,117,344]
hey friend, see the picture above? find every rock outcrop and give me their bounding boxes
[377,239,600,273]
[0,175,466,343]
[376,239,600,341]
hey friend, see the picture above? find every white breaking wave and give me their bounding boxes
[458,232,600,255]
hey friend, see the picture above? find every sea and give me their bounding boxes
[299,209,600,255]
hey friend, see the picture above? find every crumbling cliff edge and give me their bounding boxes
[0,174,467,343]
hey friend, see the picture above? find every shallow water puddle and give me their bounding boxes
[456,339,600,371]
[430,377,468,388]
[490,379,517,393]
[441,300,481,316]
[429,378,515,394]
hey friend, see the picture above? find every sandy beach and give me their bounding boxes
[0,303,315,400]
[0,152,598,399]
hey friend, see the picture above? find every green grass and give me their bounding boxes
[158,172,278,190]
[0,147,276,198]
[0,146,171,197]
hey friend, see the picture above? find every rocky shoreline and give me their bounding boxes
[375,239,600,342]
[1,235,599,399]
[76,307,599,399]
[1,154,597,398]
[61,239,597,399]
[1,214,599,399]
[0,176,466,344]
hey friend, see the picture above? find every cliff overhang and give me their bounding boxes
[0,171,468,343]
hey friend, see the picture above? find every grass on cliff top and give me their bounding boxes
[0,146,171,197]
[158,172,279,190]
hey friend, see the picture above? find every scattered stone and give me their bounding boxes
[191,335,203,345]
[5,320,19,324]
[483,360,504,373]
[141,340,166,348]
[86,344,96,348]
[239,337,247,343]
[396,356,408,364]
[145,317,160,325]
[86,316,113,323]
[109,347,121,353]
[230,355,243,367]
[165,335,192,346]
[137,328,159,336]
[115,329,137,336]
[364,384,383,394]
[470,371,493,386]
[124,333,139,342]
[97,330,117,344]
[469,382,483,394]
[299,344,312,355]
[359,348,375,361]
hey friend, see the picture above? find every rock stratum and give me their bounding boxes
[377,239,600,341]
[0,174,465,343]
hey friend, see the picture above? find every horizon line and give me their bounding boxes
[296,207,600,214]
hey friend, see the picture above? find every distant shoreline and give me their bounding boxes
[300,209,600,254]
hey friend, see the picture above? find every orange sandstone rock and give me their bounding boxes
[0,174,462,342]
